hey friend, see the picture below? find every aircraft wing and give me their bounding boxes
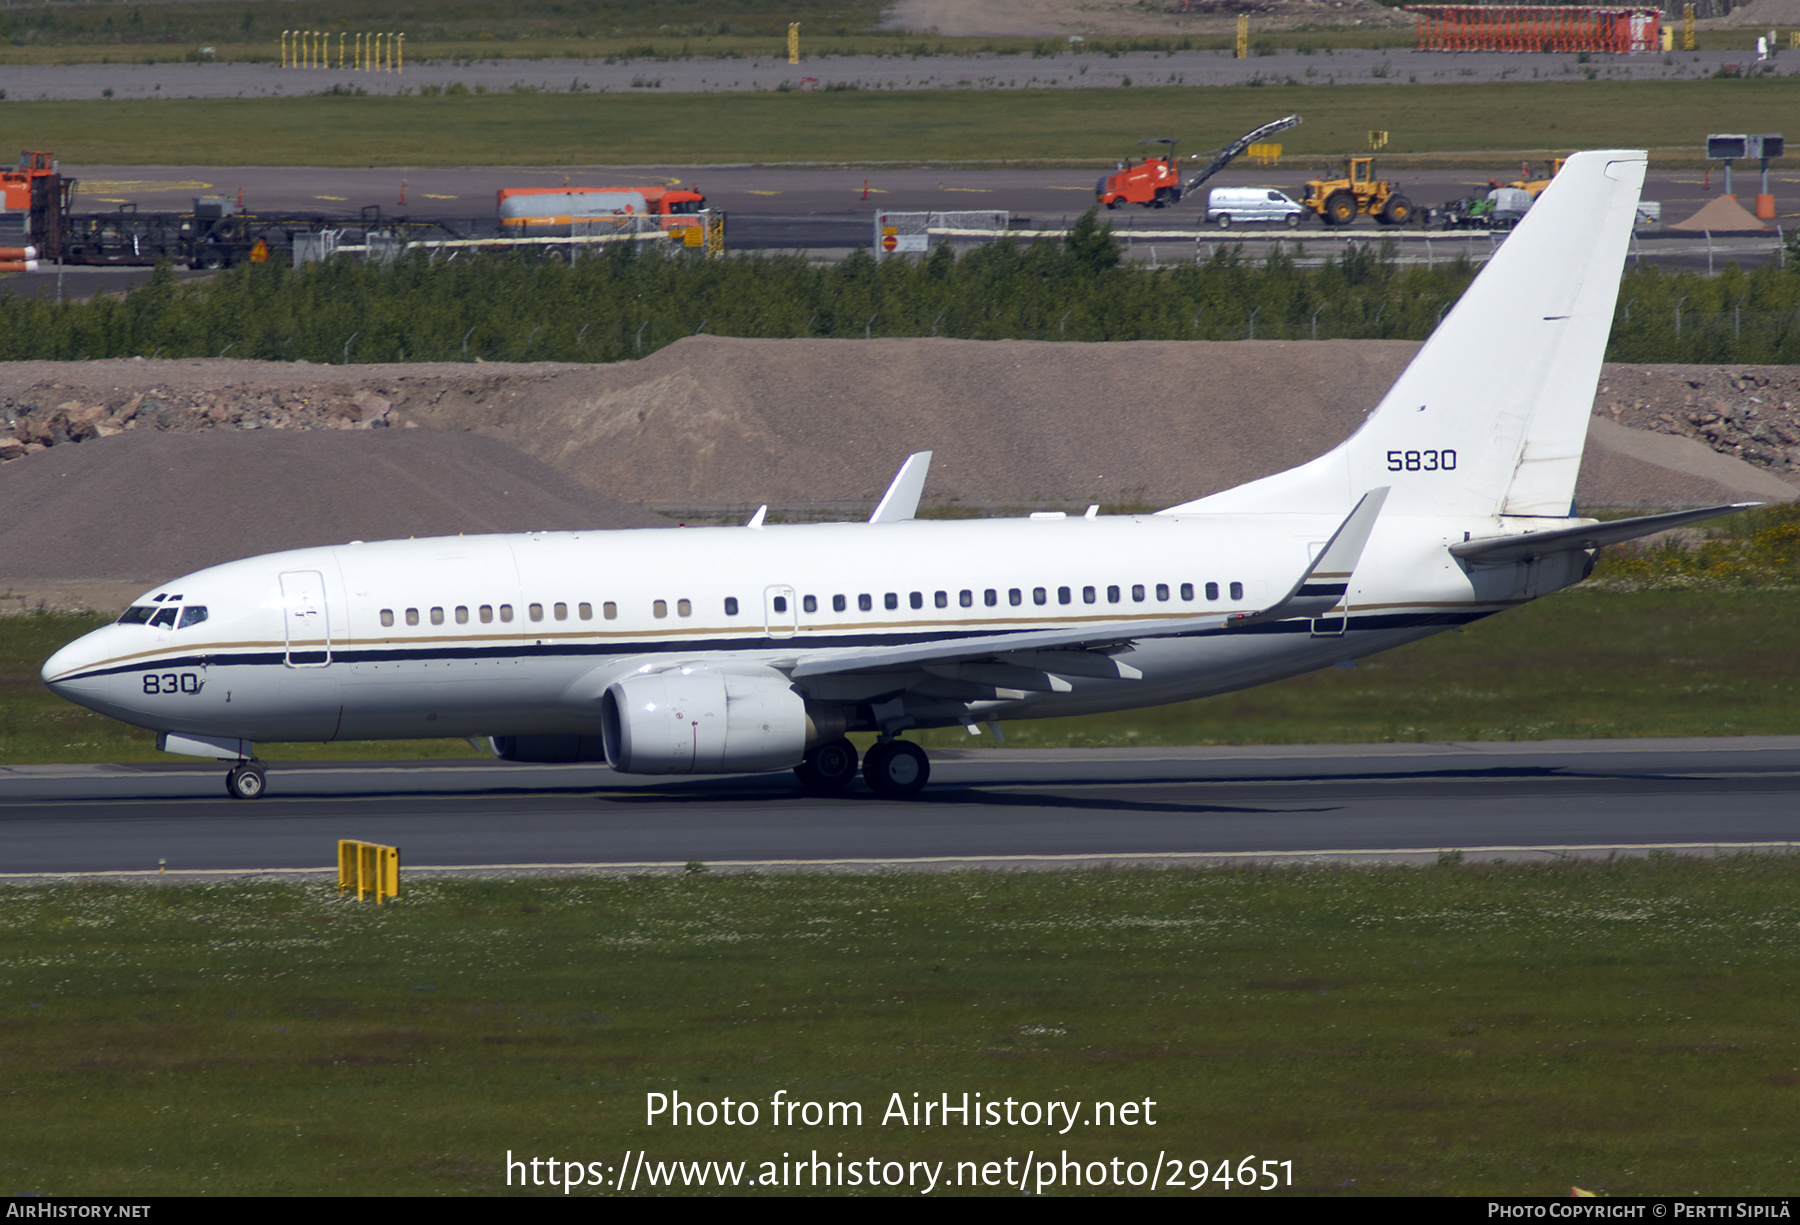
[1451,503,1758,565]
[789,488,1387,680]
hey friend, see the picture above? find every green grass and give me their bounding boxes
[8,587,1798,765]
[3,859,1798,1195]
[11,78,1800,167]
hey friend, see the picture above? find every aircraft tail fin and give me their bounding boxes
[1164,149,1648,520]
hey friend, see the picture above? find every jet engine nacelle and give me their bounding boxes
[601,665,807,775]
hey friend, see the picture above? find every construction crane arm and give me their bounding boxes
[1181,113,1302,194]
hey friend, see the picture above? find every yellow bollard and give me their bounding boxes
[281,31,288,69]
[788,22,800,65]
[397,33,404,74]
[1236,14,1249,59]
[1683,2,1695,50]
[338,31,345,70]
[338,840,400,904]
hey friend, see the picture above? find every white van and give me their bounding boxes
[1206,187,1306,229]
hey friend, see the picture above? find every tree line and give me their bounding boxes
[2,215,1796,365]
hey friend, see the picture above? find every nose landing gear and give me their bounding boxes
[225,760,268,800]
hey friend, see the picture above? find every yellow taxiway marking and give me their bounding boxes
[943,187,992,193]
[423,193,459,199]
[314,195,348,201]
[1047,185,1093,191]
[745,189,780,195]
[74,180,213,194]
[92,198,129,204]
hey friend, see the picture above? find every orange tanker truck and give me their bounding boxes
[497,184,706,237]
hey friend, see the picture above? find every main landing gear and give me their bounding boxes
[792,737,932,798]
[225,759,268,800]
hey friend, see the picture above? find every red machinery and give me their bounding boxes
[1,151,57,213]
[1407,6,1661,54]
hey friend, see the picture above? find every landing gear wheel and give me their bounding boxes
[225,762,267,801]
[863,740,930,798]
[1325,191,1357,227]
[1382,194,1413,226]
[795,738,859,792]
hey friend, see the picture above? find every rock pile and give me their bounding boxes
[0,381,406,462]
[1594,366,1800,477]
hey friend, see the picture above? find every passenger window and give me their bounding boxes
[653,600,668,619]
[500,604,514,623]
[1083,586,1097,604]
[804,595,818,613]
[603,602,618,619]
[832,595,846,613]
[554,602,568,621]
[935,591,948,609]
[909,592,923,610]
[1230,582,1245,601]
[1131,585,1145,603]
[379,609,394,627]
[724,597,738,616]
[151,607,178,629]
[984,589,998,607]
[858,594,872,612]
[1181,583,1194,601]
[1107,586,1121,604]
[1057,586,1071,605]
[528,604,544,622]
[1156,584,1170,601]
[959,590,973,608]
[1008,588,1022,606]
[431,607,445,625]
[885,593,899,611]
[677,599,692,617]
[479,605,494,623]
[178,606,208,629]
[1033,587,1047,606]
[405,608,420,626]
[1205,582,1219,601]
[579,602,593,620]
[455,606,470,624]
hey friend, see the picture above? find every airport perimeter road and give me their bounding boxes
[2,738,1796,878]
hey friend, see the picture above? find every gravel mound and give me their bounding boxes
[3,341,1793,603]
[0,428,666,586]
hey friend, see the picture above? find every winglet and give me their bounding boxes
[746,504,767,529]
[869,452,933,524]
[1230,487,1388,628]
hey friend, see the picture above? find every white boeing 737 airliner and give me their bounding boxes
[43,150,1751,800]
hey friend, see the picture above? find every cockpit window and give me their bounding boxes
[118,606,155,625]
[177,606,208,629]
[150,607,178,629]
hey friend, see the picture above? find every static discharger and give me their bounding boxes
[339,840,400,904]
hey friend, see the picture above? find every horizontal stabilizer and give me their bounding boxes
[1450,503,1760,565]
[869,452,933,524]
[1229,487,1387,627]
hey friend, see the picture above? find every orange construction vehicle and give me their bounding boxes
[1,151,57,213]
[1095,115,1302,211]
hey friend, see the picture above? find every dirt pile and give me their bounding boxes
[1667,195,1769,233]
[2,340,1794,594]
[0,429,666,593]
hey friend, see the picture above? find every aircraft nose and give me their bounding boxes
[41,631,113,707]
